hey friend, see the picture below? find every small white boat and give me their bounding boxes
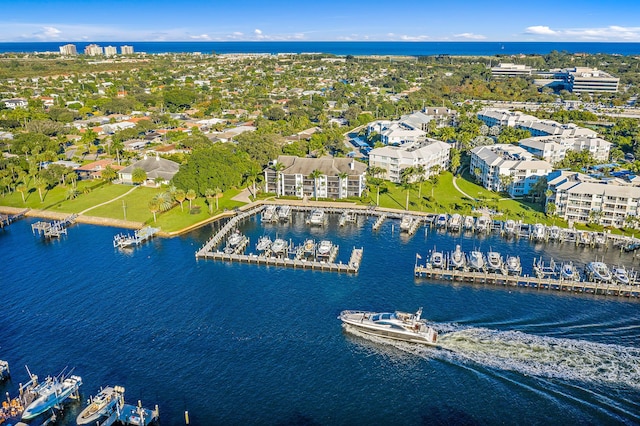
[578,231,593,246]
[505,255,522,275]
[468,250,485,271]
[435,214,448,229]
[532,223,546,241]
[227,229,243,247]
[449,245,466,270]
[302,239,316,256]
[261,205,277,222]
[547,226,561,241]
[463,215,475,231]
[486,250,505,274]
[317,240,333,256]
[448,213,462,232]
[593,232,607,247]
[585,261,612,282]
[339,211,352,226]
[475,216,490,233]
[277,205,291,221]
[307,209,326,226]
[612,265,630,285]
[271,238,287,254]
[400,215,414,231]
[560,262,580,281]
[339,308,439,345]
[256,236,272,252]
[503,219,516,236]
[77,386,124,425]
[429,249,445,269]
[22,373,83,420]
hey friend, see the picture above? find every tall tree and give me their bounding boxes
[186,189,196,210]
[309,169,323,200]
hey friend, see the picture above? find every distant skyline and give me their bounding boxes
[2,0,640,43]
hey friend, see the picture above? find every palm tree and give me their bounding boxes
[205,188,215,214]
[186,189,196,210]
[414,165,426,201]
[102,165,117,183]
[148,198,160,223]
[16,183,26,203]
[245,164,262,199]
[155,192,173,212]
[400,167,416,211]
[132,167,147,185]
[309,169,323,200]
[273,162,285,197]
[214,186,222,210]
[337,172,348,199]
[34,176,47,202]
[367,166,385,206]
[175,189,186,211]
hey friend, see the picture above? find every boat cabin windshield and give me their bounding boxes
[371,313,395,322]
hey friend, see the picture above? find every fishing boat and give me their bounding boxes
[475,215,490,233]
[533,257,557,279]
[584,261,612,282]
[302,239,316,256]
[611,265,630,285]
[560,262,580,281]
[261,205,276,223]
[277,205,291,221]
[400,215,414,231]
[339,211,353,227]
[428,248,445,269]
[505,255,522,276]
[578,231,593,246]
[468,250,485,271]
[227,229,243,247]
[307,209,326,226]
[532,223,546,241]
[486,250,505,274]
[463,215,475,231]
[255,236,272,253]
[271,238,287,254]
[0,360,9,381]
[77,386,124,425]
[547,225,561,241]
[317,240,333,257]
[593,232,607,247]
[449,245,466,270]
[22,372,82,420]
[338,308,439,345]
[448,214,462,232]
[502,219,516,236]
[435,214,448,229]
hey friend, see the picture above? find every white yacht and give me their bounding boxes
[560,262,580,281]
[256,236,272,253]
[277,205,292,221]
[22,373,83,420]
[611,265,630,285]
[435,214,448,229]
[585,261,612,283]
[475,216,490,233]
[317,240,333,256]
[505,255,522,276]
[533,257,558,279]
[307,209,326,226]
[339,308,439,345]
[486,250,505,274]
[547,226,561,241]
[468,250,485,271]
[463,215,475,231]
[449,245,466,270]
[532,223,546,241]
[261,205,277,223]
[77,386,124,425]
[578,231,593,246]
[448,214,462,232]
[428,249,445,269]
[227,229,243,247]
[400,215,414,232]
[271,238,288,254]
[503,219,516,236]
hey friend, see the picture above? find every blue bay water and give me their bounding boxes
[2,41,640,56]
[1,213,640,425]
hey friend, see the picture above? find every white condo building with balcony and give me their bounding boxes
[368,139,451,183]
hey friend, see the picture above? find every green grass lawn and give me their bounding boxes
[48,184,133,214]
[0,180,98,210]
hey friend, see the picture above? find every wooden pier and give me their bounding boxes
[31,214,77,239]
[114,226,160,248]
[372,213,387,231]
[414,266,640,298]
[0,209,28,228]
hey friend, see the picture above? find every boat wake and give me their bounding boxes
[344,324,640,389]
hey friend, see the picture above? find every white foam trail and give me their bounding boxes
[343,324,640,389]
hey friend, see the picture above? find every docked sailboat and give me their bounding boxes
[560,262,580,281]
[486,250,505,274]
[463,215,475,231]
[435,214,448,229]
[22,371,82,420]
[307,209,326,226]
[449,245,466,270]
[611,265,630,285]
[475,215,490,233]
[448,213,462,232]
[468,250,485,271]
[532,223,546,241]
[255,236,272,253]
[339,308,439,345]
[261,205,277,223]
[400,215,414,232]
[584,261,612,282]
[77,386,124,425]
[505,255,522,275]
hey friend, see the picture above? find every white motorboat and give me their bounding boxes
[255,236,272,252]
[339,308,439,345]
[449,245,466,270]
[578,231,593,246]
[611,265,630,285]
[560,262,580,281]
[77,386,124,425]
[277,205,291,221]
[503,219,516,236]
[307,209,326,226]
[339,211,354,226]
[532,223,546,241]
[448,214,462,232]
[463,215,475,231]
[468,250,485,271]
[505,255,522,275]
[475,216,490,233]
[593,232,607,247]
[271,238,287,254]
[435,214,448,229]
[400,215,414,231]
[261,205,277,222]
[22,373,83,420]
[547,225,561,241]
[227,229,243,247]
[429,248,445,269]
[585,261,612,283]
[486,250,505,274]
[302,239,316,256]
[317,240,333,256]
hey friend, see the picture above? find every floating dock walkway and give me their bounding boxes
[0,209,28,228]
[31,214,77,238]
[414,266,640,298]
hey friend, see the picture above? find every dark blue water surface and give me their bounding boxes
[2,41,640,56]
[1,213,640,425]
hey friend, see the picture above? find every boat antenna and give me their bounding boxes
[416,307,423,321]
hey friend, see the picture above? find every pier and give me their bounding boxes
[0,209,28,228]
[114,226,160,248]
[31,213,77,238]
[100,401,159,426]
[414,266,640,298]
[372,213,387,231]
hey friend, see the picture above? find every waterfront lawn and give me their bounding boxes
[0,180,96,210]
[87,186,164,223]
[47,183,133,214]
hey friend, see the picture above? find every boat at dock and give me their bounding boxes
[532,223,546,241]
[339,308,439,345]
[77,385,124,425]
[533,257,557,279]
[475,215,490,233]
[612,265,630,285]
[560,262,580,281]
[307,209,326,226]
[256,236,272,252]
[428,248,445,269]
[584,261,612,283]
[463,215,475,231]
[302,239,316,256]
[435,214,448,229]
[593,232,607,247]
[448,214,462,232]
[277,205,291,221]
[22,371,82,420]
[547,225,561,241]
[502,219,516,236]
[449,245,466,270]
[271,238,288,254]
[0,360,8,381]
[468,250,485,271]
[486,250,505,274]
[578,231,593,246]
[505,255,522,275]
[400,215,414,231]
[227,229,243,248]
[261,205,277,223]
[317,240,333,256]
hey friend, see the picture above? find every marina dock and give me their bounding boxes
[414,266,640,298]
[113,226,159,248]
[0,209,28,228]
[31,214,77,238]
[99,402,159,426]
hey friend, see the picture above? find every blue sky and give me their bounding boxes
[2,0,640,42]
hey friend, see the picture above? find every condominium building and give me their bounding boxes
[547,171,640,227]
[519,135,612,163]
[476,109,538,128]
[104,46,117,56]
[566,67,619,93]
[120,45,134,55]
[490,63,533,78]
[84,44,103,56]
[264,156,367,199]
[368,139,451,183]
[470,144,553,197]
[59,44,77,56]
[379,123,426,145]
[366,108,456,144]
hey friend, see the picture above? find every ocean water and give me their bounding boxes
[1,213,639,425]
[2,41,640,56]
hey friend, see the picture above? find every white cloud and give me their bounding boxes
[525,26,557,36]
[254,28,262,35]
[525,25,640,40]
[454,32,487,40]
[189,34,211,40]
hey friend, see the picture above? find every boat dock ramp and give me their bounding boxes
[415,266,640,298]
[0,209,28,228]
[31,214,77,238]
[113,226,159,248]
